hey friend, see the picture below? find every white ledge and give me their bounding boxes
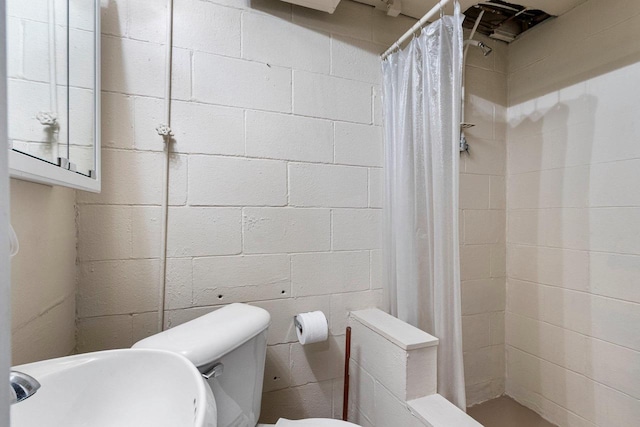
[409,394,484,427]
[350,309,439,351]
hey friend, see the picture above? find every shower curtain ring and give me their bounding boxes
[439,0,445,18]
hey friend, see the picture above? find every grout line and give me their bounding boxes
[99,146,383,169]
[504,276,640,307]
[505,241,640,258]
[103,87,384,126]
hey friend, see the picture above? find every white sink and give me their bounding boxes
[11,349,217,427]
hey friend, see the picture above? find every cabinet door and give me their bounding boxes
[7,0,100,192]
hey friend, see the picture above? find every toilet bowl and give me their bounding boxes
[134,303,359,427]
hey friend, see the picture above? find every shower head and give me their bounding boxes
[464,39,493,56]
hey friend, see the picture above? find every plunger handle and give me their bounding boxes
[342,326,352,421]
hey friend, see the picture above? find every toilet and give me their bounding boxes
[134,303,359,427]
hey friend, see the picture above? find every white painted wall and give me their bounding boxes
[76,0,415,420]
[10,179,76,365]
[459,32,508,406]
[6,0,638,422]
[505,0,640,425]
[3,0,507,415]
[73,0,507,416]
[347,309,482,427]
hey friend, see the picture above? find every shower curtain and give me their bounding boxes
[381,4,466,409]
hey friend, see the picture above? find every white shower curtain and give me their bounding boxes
[382,4,466,409]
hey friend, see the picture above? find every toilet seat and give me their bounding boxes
[275,418,360,427]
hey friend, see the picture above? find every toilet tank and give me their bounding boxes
[134,304,271,427]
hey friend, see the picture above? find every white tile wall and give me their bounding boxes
[505,1,640,425]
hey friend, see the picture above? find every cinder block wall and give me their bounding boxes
[347,309,482,427]
[505,0,640,425]
[459,31,508,405]
[72,0,507,417]
[4,0,509,415]
[76,0,416,420]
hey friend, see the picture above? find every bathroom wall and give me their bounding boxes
[76,0,416,420]
[505,0,640,425]
[459,32,508,406]
[10,179,77,365]
[72,0,507,416]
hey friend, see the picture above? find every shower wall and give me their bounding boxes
[76,0,415,420]
[459,32,508,406]
[506,0,640,425]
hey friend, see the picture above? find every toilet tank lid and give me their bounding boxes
[133,303,271,368]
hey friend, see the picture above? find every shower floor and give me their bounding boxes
[468,396,558,427]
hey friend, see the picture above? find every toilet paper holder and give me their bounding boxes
[293,315,303,333]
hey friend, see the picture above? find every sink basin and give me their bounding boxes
[11,349,217,427]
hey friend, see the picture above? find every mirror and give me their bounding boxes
[7,0,100,192]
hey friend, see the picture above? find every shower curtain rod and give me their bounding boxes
[381,0,452,60]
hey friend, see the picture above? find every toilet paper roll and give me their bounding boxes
[294,311,328,345]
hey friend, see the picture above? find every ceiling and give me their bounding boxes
[353,0,587,19]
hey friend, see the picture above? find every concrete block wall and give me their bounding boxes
[4,0,508,415]
[459,31,508,406]
[76,0,416,420]
[505,0,640,425]
[71,0,508,416]
[347,309,482,427]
